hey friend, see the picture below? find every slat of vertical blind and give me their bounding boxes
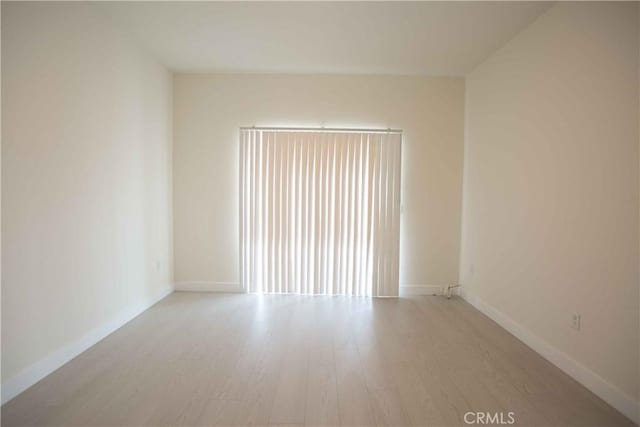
[334,135,344,293]
[327,137,336,295]
[239,130,245,291]
[274,136,282,294]
[364,134,375,291]
[392,138,402,295]
[313,135,321,294]
[267,133,275,293]
[343,135,352,295]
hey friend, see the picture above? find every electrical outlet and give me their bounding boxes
[571,313,581,331]
[155,260,161,272]
[469,263,475,277]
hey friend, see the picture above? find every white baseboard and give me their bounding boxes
[176,283,447,297]
[399,284,444,296]
[459,288,639,425]
[1,284,174,405]
[174,281,242,293]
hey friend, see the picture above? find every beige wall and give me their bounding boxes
[461,0,639,410]
[173,74,464,289]
[1,1,173,386]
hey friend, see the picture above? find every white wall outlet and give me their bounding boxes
[155,260,161,272]
[469,263,475,277]
[571,313,581,331]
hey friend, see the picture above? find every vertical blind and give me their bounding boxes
[239,128,401,296]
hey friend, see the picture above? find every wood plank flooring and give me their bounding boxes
[1,292,635,426]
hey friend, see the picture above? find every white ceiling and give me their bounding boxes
[97,1,552,76]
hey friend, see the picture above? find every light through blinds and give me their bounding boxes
[239,128,401,296]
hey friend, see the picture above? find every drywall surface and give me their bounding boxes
[173,74,464,290]
[1,2,173,393]
[461,0,639,414]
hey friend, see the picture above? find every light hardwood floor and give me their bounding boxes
[1,292,634,427]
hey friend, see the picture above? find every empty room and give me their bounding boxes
[1,1,639,426]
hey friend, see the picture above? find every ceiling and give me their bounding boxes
[97,1,552,76]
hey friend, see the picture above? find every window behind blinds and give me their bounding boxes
[239,128,401,296]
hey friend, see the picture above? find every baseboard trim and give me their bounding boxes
[399,284,444,296]
[174,281,243,293]
[0,285,174,405]
[459,288,639,424]
[175,282,445,296]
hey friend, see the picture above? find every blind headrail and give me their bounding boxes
[239,126,402,134]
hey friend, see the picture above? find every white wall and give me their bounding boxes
[1,2,173,400]
[173,74,465,292]
[460,2,639,420]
